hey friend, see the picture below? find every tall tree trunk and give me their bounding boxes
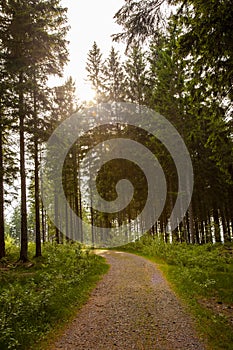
[63,171,70,241]
[72,147,81,241]
[221,209,231,242]
[19,77,28,262]
[90,199,95,247]
[34,138,41,256]
[213,208,221,243]
[188,201,195,244]
[78,176,83,242]
[194,219,200,244]
[181,216,188,243]
[225,203,232,241]
[54,190,60,244]
[41,204,46,243]
[40,151,46,243]
[200,220,205,244]
[33,78,41,257]
[0,124,5,259]
[205,212,213,243]
[65,199,69,241]
[168,177,179,242]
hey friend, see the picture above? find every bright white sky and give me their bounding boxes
[56,0,125,101]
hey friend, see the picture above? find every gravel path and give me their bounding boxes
[51,251,206,350]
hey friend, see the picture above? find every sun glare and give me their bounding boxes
[78,82,96,102]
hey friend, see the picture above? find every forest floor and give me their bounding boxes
[50,250,206,350]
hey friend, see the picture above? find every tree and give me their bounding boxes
[48,77,79,243]
[112,0,233,243]
[175,0,233,104]
[0,58,8,258]
[0,122,5,258]
[0,12,19,258]
[0,0,69,260]
[113,0,168,49]
[124,45,148,105]
[86,42,104,103]
[114,0,233,105]
[102,47,125,103]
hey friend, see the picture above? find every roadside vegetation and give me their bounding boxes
[0,240,108,350]
[117,235,233,350]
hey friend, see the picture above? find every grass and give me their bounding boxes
[0,242,109,350]
[115,235,233,350]
[2,237,232,349]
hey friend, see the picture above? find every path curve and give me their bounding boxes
[51,251,205,350]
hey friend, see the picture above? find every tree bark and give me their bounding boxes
[188,202,195,244]
[54,190,60,244]
[34,137,41,256]
[41,204,46,243]
[220,209,231,243]
[33,86,41,256]
[72,147,81,241]
[0,124,5,259]
[40,151,46,243]
[213,208,221,243]
[19,75,28,262]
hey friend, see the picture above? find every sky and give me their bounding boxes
[55,0,126,101]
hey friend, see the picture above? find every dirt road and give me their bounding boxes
[51,251,206,350]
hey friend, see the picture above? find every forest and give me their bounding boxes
[1,0,233,260]
[0,0,233,348]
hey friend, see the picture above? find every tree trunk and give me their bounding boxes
[200,220,205,244]
[205,212,213,243]
[188,202,195,244]
[185,212,190,243]
[72,147,81,241]
[194,219,200,244]
[225,204,232,241]
[40,151,46,243]
[220,209,230,242]
[41,204,46,243]
[65,199,69,240]
[78,175,83,242]
[213,208,221,243]
[34,139,41,256]
[34,128,41,255]
[0,124,5,259]
[168,177,179,242]
[90,197,95,247]
[33,87,41,257]
[54,190,60,243]
[19,77,28,262]
[181,216,188,243]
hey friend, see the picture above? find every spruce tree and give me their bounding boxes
[86,42,104,103]
[124,45,148,105]
[49,77,79,243]
[0,0,69,260]
[102,47,125,102]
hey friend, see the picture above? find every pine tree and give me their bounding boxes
[0,0,69,260]
[48,77,79,243]
[0,92,18,259]
[0,116,5,259]
[0,54,8,258]
[27,1,69,256]
[124,45,148,105]
[102,47,125,102]
[86,42,104,103]
[113,0,233,243]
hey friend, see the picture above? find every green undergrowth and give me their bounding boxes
[116,235,233,350]
[0,242,109,350]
